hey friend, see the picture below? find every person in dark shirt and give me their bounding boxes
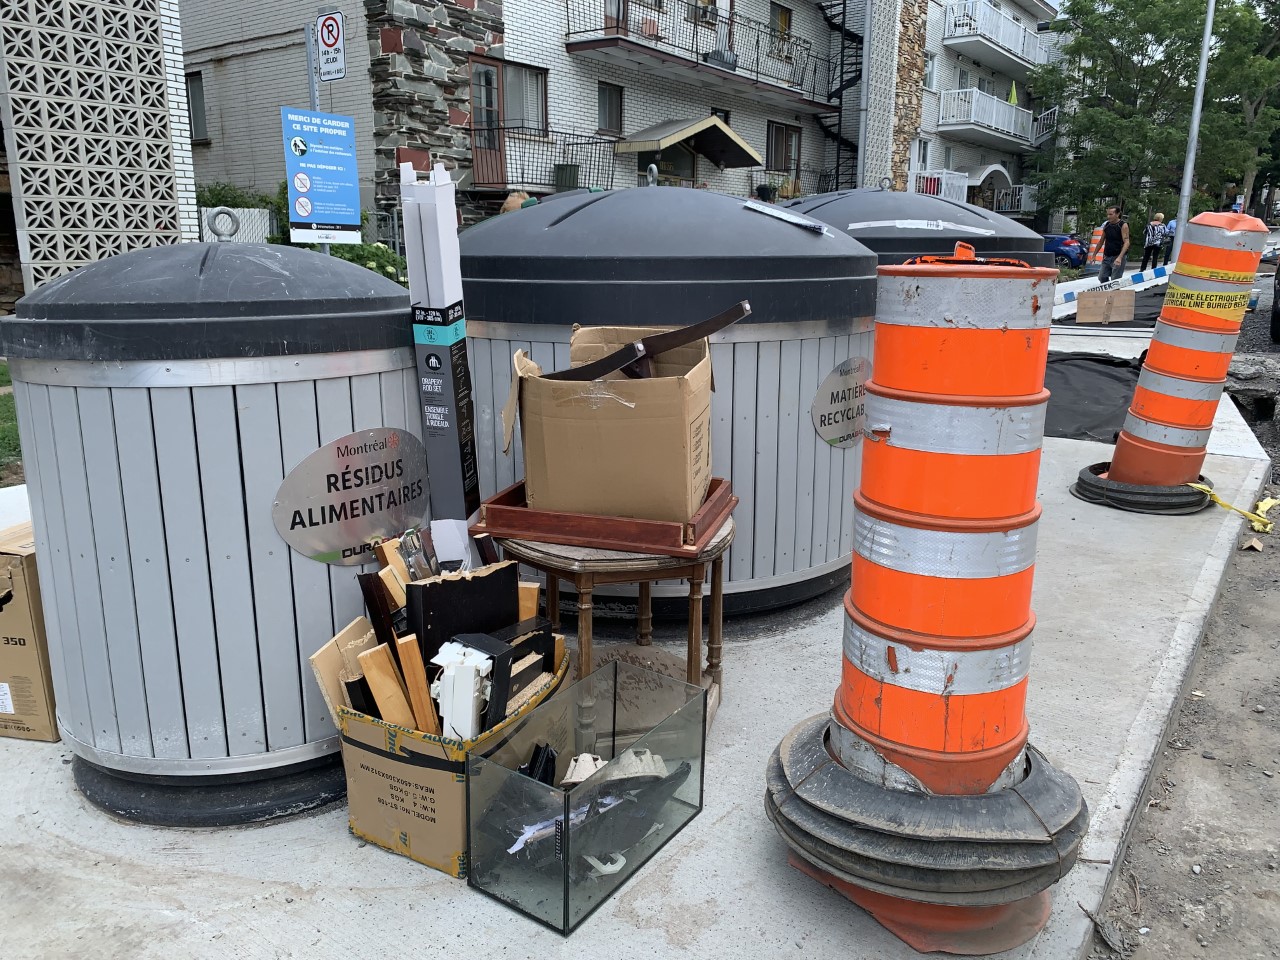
[1090,205,1130,282]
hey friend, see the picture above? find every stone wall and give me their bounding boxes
[890,0,926,190]
[365,0,504,221]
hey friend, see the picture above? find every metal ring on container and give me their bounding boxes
[875,276,1052,331]
[1121,413,1212,448]
[842,614,1032,696]
[852,510,1038,579]
[1136,368,1225,402]
[1151,323,1239,354]
[864,393,1046,456]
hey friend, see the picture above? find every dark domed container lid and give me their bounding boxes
[3,242,410,362]
[460,186,879,327]
[786,188,1053,267]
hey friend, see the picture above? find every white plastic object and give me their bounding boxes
[430,641,492,740]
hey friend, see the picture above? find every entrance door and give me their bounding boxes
[470,59,504,186]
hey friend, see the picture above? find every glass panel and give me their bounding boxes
[471,63,500,127]
[597,84,621,133]
[502,66,546,134]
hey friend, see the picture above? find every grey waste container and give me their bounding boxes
[1,242,415,825]
[785,188,1055,266]
[460,187,878,612]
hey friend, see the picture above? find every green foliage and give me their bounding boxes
[195,181,273,210]
[324,243,408,285]
[0,362,11,389]
[0,394,21,466]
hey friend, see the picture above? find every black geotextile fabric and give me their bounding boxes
[1044,352,1143,444]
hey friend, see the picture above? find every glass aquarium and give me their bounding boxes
[467,660,706,933]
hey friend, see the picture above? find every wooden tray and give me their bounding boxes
[470,478,737,557]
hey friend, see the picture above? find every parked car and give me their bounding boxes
[1271,258,1279,342]
[1044,233,1086,269]
[1261,225,1280,265]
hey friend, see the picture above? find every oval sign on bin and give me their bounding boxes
[811,357,869,448]
[273,427,430,566]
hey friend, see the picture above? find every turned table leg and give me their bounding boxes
[576,574,594,680]
[637,581,653,646]
[546,573,560,629]
[686,566,704,686]
[708,555,724,688]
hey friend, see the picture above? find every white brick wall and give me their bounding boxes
[181,0,377,211]
[163,3,200,241]
[506,0,846,196]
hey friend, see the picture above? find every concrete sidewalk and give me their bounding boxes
[1,412,1270,959]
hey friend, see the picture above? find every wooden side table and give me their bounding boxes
[495,518,735,700]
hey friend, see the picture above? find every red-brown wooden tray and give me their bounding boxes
[470,478,738,557]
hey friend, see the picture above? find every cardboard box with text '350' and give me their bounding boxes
[311,637,567,878]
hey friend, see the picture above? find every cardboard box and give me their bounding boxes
[1076,288,1136,324]
[0,523,57,742]
[311,634,567,878]
[503,326,713,523]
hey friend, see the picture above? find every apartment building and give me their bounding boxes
[903,0,1060,219]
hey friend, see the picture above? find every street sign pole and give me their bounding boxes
[1172,0,1216,262]
[304,22,329,255]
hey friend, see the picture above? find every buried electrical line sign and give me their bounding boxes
[811,357,869,448]
[273,427,430,566]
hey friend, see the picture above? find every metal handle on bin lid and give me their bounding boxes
[205,206,241,242]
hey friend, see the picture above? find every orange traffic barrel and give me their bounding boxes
[765,244,1087,956]
[1088,212,1267,496]
[1087,226,1104,264]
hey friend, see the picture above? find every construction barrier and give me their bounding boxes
[1075,212,1267,507]
[1087,225,1104,265]
[766,244,1087,955]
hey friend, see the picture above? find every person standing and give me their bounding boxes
[1140,212,1166,271]
[1162,215,1177,266]
[1090,205,1130,282]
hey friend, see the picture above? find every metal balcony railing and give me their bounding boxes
[939,88,1033,142]
[907,169,969,203]
[749,165,839,199]
[1033,106,1059,145]
[565,0,838,105]
[469,124,617,192]
[994,183,1038,214]
[943,1,1046,66]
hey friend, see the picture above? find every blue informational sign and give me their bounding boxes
[281,107,362,245]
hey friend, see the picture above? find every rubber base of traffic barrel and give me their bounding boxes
[72,753,346,827]
[1070,462,1212,516]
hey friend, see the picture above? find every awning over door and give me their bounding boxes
[614,116,763,168]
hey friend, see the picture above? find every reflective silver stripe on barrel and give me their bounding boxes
[1152,323,1239,354]
[843,614,1032,696]
[1181,221,1269,255]
[865,393,1046,455]
[1136,368,1225,402]
[1122,413,1212,448]
[853,509,1038,578]
[875,276,1053,330]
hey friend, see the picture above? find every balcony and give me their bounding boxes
[565,0,838,114]
[749,165,841,200]
[942,1,1047,82]
[468,124,617,193]
[994,183,1038,217]
[938,88,1033,151]
[907,169,969,203]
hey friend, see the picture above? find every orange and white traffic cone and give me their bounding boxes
[1073,212,1268,513]
[766,244,1087,956]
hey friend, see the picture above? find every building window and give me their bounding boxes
[958,66,970,89]
[598,82,623,134]
[923,53,936,91]
[687,0,720,24]
[186,71,208,143]
[502,63,547,135]
[944,144,954,169]
[766,121,801,173]
[470,58,501,153]
[712,108,731,125]
[916,139,930,170]
[770,2,793,35]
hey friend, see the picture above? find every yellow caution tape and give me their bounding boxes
[1186,483,1276,533]
[1174,263,1258,284]
[1165,288,1252,317]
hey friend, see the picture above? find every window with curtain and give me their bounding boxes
[502,63,547,135]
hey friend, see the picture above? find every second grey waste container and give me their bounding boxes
[2,241,415,824]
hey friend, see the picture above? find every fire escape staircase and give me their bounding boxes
[815,0,863,188]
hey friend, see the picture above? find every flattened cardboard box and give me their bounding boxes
[1076,288,1136,325]
[0,523,57,742]
[311,635,567,878]
[504,325,713,523]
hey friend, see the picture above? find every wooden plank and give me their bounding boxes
[730,342,757,581]
[752,341,781,579]
[774,340,803,576]
[378,565,407,608]
[77,387,152,756]
[235,382,304,750]
[276,379,336,741]
[193,386,267,757]
[810,337,836,562]
[334,617,378,677]
[794,339,820,572]
[519,581,540,621]
[109,388,188,758]
[374,538,412,584]
[357,644,417,730]
[828,335,852,563]
[20,383,94,747]
[396,633,441,735]
[151,387,228,759]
